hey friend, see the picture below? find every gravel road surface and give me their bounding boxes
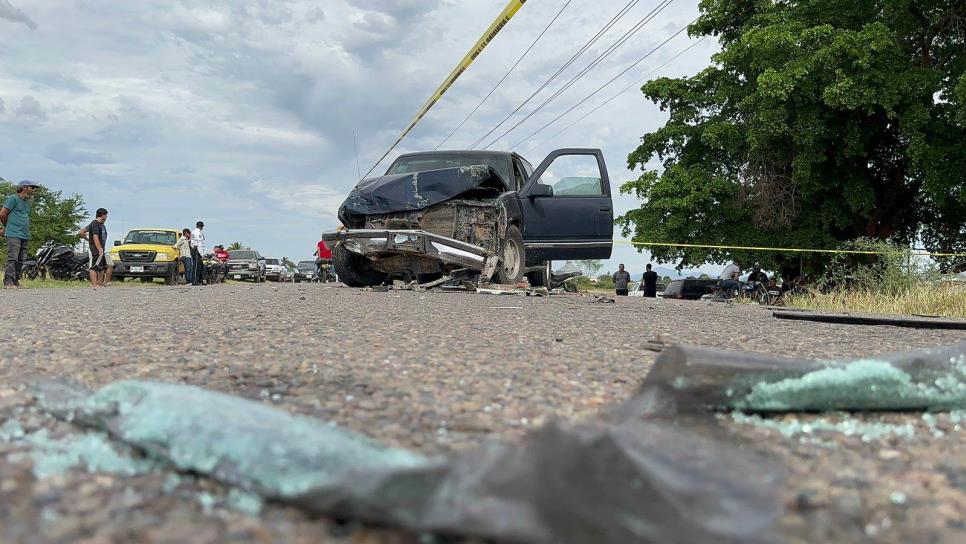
[1,283,964,543]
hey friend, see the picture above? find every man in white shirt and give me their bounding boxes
[190,220,205,285]
[719,262,741,291]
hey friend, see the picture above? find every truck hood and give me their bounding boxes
[339,165,508,223]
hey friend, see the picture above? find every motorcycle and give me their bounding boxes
[34,240,90,281]
[316,259,336,283]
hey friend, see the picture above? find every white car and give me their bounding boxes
[628,280,665,297]
[264,258,285,281]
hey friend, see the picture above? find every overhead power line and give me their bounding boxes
[435,0,573,151]
[534,37,707,149]
[484,0,676,149]
[467,0,643,150]
[508,20,696,151]
[360,0,528,180]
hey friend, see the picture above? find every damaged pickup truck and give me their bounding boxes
[324,149,613,287]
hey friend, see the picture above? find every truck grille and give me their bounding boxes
[120,250,157,262]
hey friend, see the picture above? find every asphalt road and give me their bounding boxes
[1,282,964,543]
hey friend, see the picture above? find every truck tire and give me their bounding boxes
[497,225,525,285]
[332,244,388,287]
[164,263,178,286]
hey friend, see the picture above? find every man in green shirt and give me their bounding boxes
[0,180,40,288]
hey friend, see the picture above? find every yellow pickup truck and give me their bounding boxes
[109,228,182,285]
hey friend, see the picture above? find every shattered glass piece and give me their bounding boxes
[227,488,264,516]
[729,412,916,441]
[1,421,159,479]
[636,343,966,414]
[57,381,429,497]
[34,380,783,544]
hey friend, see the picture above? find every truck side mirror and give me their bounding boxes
[529,183,553,199]
[113,240,121,246]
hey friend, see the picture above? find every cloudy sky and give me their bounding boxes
[0,0,718,273]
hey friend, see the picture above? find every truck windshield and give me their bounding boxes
[265,259,279,265]
[387,154,510,185]
[229,251,256,260]
[124,231,177,245]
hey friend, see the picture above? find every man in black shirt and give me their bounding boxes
[86,208,108,288]
[642,263,659,298]
[747,266,768,284]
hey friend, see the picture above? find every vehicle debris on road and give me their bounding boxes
[30,378,782,544]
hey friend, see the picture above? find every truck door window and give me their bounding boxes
[512,160,527,190]
[539,155,604,196]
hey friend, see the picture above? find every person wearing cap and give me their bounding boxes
[0,180,40,288]
[190,220,206,285]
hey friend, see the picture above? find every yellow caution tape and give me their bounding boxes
[615,240,966,258]
[361,0,528,179]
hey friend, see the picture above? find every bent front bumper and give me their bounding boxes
[323,229,497,273]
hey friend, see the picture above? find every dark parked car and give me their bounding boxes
[295,261,317,283]
[661,278,719,300]
[225,250,266,282]
[323,149,613,287]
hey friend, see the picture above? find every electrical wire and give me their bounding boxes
[532,37,707,149]
[467,0,642,149]
[435,0,573,150]
[508,20,696,150]
[484,0,675,149]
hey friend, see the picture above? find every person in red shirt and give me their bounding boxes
[314,239,333,281]
[213,245,229,262]
[315,239,332,260]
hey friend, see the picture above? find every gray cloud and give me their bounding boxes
[0,0,35,30]
[0,0,712,267]
[15,95,45,121]
[28,71,89,93]
[46,143,115,166]
[0,97,5,114]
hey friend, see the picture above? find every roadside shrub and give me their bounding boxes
[818,238,940,296]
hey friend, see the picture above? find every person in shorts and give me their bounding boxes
[85,208,109,288]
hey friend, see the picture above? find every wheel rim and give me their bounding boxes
[502,239,520,279]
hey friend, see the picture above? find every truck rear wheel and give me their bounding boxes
[332,244,388,287]
[497,225,525,285]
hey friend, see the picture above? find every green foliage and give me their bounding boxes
[575,259,603,276]
[820,237,940,295]
[620,1,966,276]
[281,257,296,269]
[597,274,616,290]
[226,242,245,251]
[0,178,86,263]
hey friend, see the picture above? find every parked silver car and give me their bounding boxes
[225,250,267,283]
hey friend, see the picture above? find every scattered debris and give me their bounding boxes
[490,306,522,310]
[593,295,615,304]
[728,412,917,442]
[635,342,966,414]
[31,379,783,544]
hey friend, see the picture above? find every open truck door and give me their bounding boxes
[517,148,614,261]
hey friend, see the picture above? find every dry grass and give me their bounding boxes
[785,283,966,319]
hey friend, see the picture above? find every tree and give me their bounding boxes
[281,257,296,270]
[619,1,965,278]
[576,259,604,276]
[226,242,245,251]
[0,178,86,264]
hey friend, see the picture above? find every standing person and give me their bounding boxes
[0,180,39,288]
[190,221,205,285]
[642,263,659,298]
[85,208,109,288]
[78,213,114,286]
[173,229,193,284]
[612,263,631,296]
